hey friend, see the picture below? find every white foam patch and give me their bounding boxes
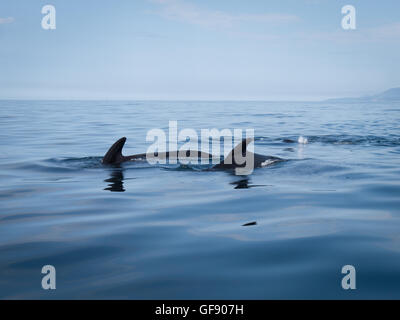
[298,136,308,144]
[261,159,276,167]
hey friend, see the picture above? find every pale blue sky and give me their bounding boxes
[0,0,399,100]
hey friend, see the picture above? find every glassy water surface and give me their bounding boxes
[0,100,399,299]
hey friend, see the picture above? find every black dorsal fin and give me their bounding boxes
[227,137,254,160]
[102,137,126,164]
[217,137,254,167]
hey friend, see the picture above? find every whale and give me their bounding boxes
[102,137,283,170]
[102,137,213,164]
[211,137,283,170]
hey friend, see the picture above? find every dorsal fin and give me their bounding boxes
[223,137,254,166]
[102,137,126,164]
[229,137,254,158]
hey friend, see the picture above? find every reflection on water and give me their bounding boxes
[230,177,267,189]
[104,169,125,192]
[231,178,251,189]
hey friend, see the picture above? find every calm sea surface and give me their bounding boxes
[0,100,399,299]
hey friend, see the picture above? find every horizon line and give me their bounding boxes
[0,97,336,103]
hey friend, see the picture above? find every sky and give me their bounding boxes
[0,0,399,100]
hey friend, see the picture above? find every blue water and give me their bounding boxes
[0,100,400,299]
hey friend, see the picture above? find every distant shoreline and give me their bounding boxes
[0,87,399,103]
[324,87,400,103]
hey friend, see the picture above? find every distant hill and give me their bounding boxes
[325,87,400,103]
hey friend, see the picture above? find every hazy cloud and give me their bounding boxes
[369,22,400,40]
[149,0,299,29]
[0,17,14,24]
[298,22,400,43]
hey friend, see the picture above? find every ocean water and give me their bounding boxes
[0,100,399,299]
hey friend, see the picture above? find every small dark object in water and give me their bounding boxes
[242,221,257,226]
[283,139,295,143]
